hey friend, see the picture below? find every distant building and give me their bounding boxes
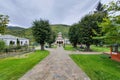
[55,32,70,44]
[0,34,29,46]
[55,32,64,44]
[64,38,70,44]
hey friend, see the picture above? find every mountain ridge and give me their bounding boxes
[6,24,70,43]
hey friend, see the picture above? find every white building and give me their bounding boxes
[0,34,29,46]
[64,38,70,44]
[55,32,64,44]
[55,32,70,44]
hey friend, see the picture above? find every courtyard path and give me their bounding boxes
[19,46,90,80]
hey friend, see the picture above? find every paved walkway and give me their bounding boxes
[19,46,90,80]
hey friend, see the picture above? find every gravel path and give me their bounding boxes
[19,46,90,80]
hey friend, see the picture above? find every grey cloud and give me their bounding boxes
[0,0,111,28]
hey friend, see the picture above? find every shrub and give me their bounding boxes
[0,40,6,50]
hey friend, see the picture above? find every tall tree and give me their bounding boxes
[92,12,107,46]
[106,0,120,11]
[99,0,120,44]
[79,13,106,50]
[96,1,104,11]
[68,24,80,48]
[0,14,9,34]
[95,1,108,16]
[79,15,93,50]
[32,19,51,50]
[99,16,120,44]
[47,31,56,48]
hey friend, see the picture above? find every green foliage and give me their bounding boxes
[6,27,24,37]
[68,12,106,50]
[98,1,120,44]
[6,26,26,38]
[51,24,70,38]
[6,27,34,45]
[47,31,56,47]
[99,17,120,44]
[79,14,97,50]
[106,0,120,11]
[70,54,120,80]
[64,44,110,52]
[32,19,51,50]
[78,12,106,50]
[64,44,76,51]
[0,14,9,34]
[68,24,80,47]
[96,1,104,11]
[0,50,49,80]
[6,24,69,45]
[91,45,109,52]
[17,38,20,46]
[0,40,6,50]
[7,26,25,31]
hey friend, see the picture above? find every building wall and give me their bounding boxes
[0,34,29,46]
[3,39,17,46]
[19,40,29,46]
[55,40,64,44]
[1,39,29,46]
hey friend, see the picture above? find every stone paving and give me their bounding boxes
[19,46,90,80]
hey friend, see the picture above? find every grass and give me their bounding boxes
[64,44,76,51]
[70,54,120,80]
[91,45,110,52]
[0,50,49,80]
[51,45,57,48]
[64,44,110,52]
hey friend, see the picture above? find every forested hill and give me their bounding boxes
[50,24,70,38]
[6,24,70,42]
[7,26,25,31]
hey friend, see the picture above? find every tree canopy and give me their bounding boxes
[96,1,104,12]
[68,8,106,50]
[99,0,120,44]
[32,19,51,50]
[68,24,80,48]
[0,14,9,34]
[47,31,56,48]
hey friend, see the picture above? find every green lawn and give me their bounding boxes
[0,50,49,80]
[70,54,120,80]
[91,45,110,52]
[64,45,76,51]
[51,45,57,48]
[64,44,110,52]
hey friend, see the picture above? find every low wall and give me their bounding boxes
[111,53,120,62]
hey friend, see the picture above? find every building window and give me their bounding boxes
[21,41,23,45]
[25,41,27,44]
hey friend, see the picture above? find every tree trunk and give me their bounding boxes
[49,44,51,48]
[86,44,90,51]
[41,44,44,50]
[73,43,77,48]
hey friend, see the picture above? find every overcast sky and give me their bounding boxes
[0,0,116,28]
